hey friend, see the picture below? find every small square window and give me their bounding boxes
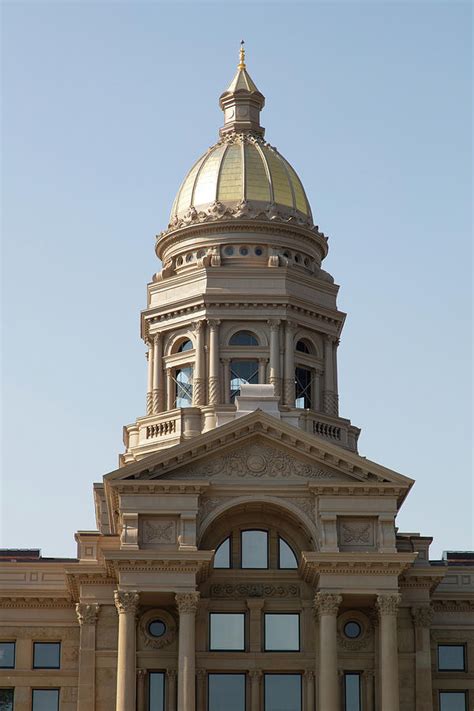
[209,613,245,651]
[32,689,59,711]
[264,613,300,651]
[438,645,466,671]
[0,642,15,668]
[439,691,467,711]
[33,642,61,669]
[0,689,14,711]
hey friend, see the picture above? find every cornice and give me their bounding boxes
[399,567,445,593]
[300,552,416,584]
[0,596,73,609]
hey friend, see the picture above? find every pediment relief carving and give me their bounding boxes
[162,443,347,482]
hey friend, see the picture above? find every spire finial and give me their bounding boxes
[238,40,246,70]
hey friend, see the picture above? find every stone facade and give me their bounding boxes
[0,48,472,711]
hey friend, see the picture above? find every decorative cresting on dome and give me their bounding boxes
[165,44,315,235]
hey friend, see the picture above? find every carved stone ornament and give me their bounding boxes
[175,591,200,614]
[376,593,401,617]
[314,592,343,617]
[197,496,234,530]
[141,518,176,545]
[75,602,100,626]
[411,605,434,628]
[139,609,177,650]
[114,590,140,615]
[341,521,372,545]
[210,583,300,599]
[167,443,334,481]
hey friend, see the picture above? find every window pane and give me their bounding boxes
[241,530,268,568]
[214,538,231,568]
[175,366,193,407]
[210,613,245,650]
[149,672,165,711]
[0,689,14,711]
[33,642,60,668]
[177,339,193,352]
[230,360,259,401]
[32,689,59,711]
[296,340,310,353]
[264,674,301,711]
[295,367,312,409]
[279,538,298,569]
[229,331,258,346]
[265,614,299,651]
[438,645,465,670]
[344,674,361,711]
[439,692,467,711]
[208,674,246,711]
[0,642,15,668]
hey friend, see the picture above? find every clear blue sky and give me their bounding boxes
[1,1,472,558]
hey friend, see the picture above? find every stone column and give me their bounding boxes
[283,320,296,406]
[196,668,207,711]
[314,369,323,412]
[146,345,154,415]
[152,333,164,413]
[167,668,177,711]
[76,602,100,711]
[166,368,174,411]
[114,591,139,711]
[314,592,342,711]
[175,592,200,711]
[364,670,375,711]
[136,669,147,711]
[323,335,338,415]
[192,320,205,406]
[376,593,401,711]
[411,606,434,711]
[208,320,221,405]
[268,319,281,396]
[247,599,264,652]
[258,358,267,384]
[222,358,231,404]
[250,670,262,711]
[305,670,315,711]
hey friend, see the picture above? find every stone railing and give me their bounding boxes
[121,408,202,463]
[299,411,360,452]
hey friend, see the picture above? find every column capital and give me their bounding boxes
[208,319,221,329]
[314,591,342,617]
[411,605,433,628]
[267,319,281,329]
[258,357,269,364]
[286,319,298,332]
[191,319,205,334]
[376,593,401,617]
[153,333,162,345]
[304,669,315,680]
[75,602,100,626]
[166,667,177,680]
[175,591,200,614]
[136,668,148,679]
[114,590,140,615]
[249,669,262,681]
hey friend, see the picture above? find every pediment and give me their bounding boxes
[104,411,414,494]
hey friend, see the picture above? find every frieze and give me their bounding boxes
[165,444,335,481]
[0,596,73,609]
[209,583,300,599]
[432,600,474,613]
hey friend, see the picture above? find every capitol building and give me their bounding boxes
[0,46,472,711]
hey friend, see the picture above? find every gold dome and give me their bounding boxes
[170,135,312,224]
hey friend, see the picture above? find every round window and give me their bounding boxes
[148,620,167,638]
[224,246,234,256]
[255,247,263,256]
[239,247,249,256]
[344,621,362,639]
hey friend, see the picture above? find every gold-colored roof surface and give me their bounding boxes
[170,136,312,222]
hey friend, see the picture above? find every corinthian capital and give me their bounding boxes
[207,319,221,330]
[75,602,100,626]
[411,605,433,628]
[376,593,401,617]
[267,319,281,329]
[314,592,342,617]
[175,591,200,614]
[191,319,205,334]
[114,590,140,615]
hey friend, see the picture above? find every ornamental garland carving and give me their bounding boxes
[142,519,176,545]
[341,522,372,544]
[411,606,434,628]
[289,497,317,523]
[75,603,100,626]
[114,591,140,615]
[210,584,300,599]
[175,592,200,614]
[167,444,334,481]
[376,594,401,617]
[314,592,342,617]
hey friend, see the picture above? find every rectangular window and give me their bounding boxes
[438,644,466,671]
[149,672,165,711]
[0,642,15,668]
[344,673,361,711]
[295,367,312,409]
[264,674,302,711]
[241,530,268,569]
[208,674,246,711]
[264,613,300,651]
[0,689,14,711]
[32,689,59,711]
[439,691,468,711]
[209,613,245,651]
[230,359,259,401]
[33,642,61,669]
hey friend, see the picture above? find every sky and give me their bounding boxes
[1,1,472,559]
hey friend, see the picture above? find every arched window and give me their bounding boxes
[229,331,259,346]
[177,339,193,352]
[278,537,298,569]
[174,367,193,407]
[214,537,231,569]
[296,339,311,354]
